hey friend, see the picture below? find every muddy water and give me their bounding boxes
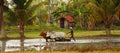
[0,38,120,51]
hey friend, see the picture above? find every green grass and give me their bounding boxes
[74,30,105,37]
[0,30,120,38]
[24,31,40,38]
[6,32,20,38]
[0,25,120,38]
[67,30,120,37]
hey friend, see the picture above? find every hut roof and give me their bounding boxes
[64,16,74,22]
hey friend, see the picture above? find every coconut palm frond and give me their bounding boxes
[27,3,41,17]
[24,0,33,9]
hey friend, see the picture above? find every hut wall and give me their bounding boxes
[64,20,69,28]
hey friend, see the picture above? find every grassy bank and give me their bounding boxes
[0,30,120,38]
[0,25,120,38]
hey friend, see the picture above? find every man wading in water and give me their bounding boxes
[67,27,76,41]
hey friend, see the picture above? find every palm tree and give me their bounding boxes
[89,0,120,35]
[5,0,40,50]
[8,0,40,37]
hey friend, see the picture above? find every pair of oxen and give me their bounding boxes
[40,32,70,42]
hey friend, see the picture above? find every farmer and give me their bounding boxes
[67,27,76,41]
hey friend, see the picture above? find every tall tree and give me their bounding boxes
[0,0,7,52]
[9,0,40,37]
[6,0,40,50]
[89,0,120,35]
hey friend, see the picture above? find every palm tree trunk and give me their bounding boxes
[0,0,7,52]
[105,27,111,36]
[19,24,25,38]
[1,20,7,52]
[1,40,6,52]
[20,38,24,51]
[1,18,7,38]
[18,23,25,51]
[105,23,111,36]
[105,18,112,36]
[0,0,3,29]
[0,0,7,38]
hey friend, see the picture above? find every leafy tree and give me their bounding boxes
[89,0,120,35]
[36,0,50,24]
[52,2,68,19]
[66,0,93,30]
[6,0,40,37]
[5,0,40,50]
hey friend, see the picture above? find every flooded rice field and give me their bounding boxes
[0,38,120,52]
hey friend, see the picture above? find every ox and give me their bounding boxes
[40,32,66,42]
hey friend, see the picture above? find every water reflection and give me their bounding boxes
[6,40,20,51]
[0,38,120,52]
